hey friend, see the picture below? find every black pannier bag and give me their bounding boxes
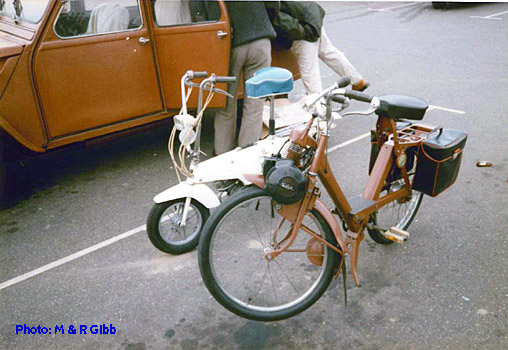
[413,128,467,197]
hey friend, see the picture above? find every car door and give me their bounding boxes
[33,0,163,139]
[148,0,230,109]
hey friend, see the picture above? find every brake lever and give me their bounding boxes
[185,81,234,98]
[332,100,349,112]
[212,87,234,99]
[340,97,380,117]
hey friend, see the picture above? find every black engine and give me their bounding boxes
[263,158,307,205]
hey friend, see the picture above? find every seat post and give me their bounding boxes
[268,95,275,138]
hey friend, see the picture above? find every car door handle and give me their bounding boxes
[217,30,228,39]
[138,37,151,45]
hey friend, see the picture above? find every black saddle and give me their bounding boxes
[375,95,428,120]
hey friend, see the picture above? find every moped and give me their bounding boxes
[197,73,468,321]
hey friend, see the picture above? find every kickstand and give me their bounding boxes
[342,259,347,307]
[334,253,348,307]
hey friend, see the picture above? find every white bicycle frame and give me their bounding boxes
[152,72,288,226]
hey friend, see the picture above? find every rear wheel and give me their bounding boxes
[367,150,423,244]
[199,186,341,321]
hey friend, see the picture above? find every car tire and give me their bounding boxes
[0,138,6,206]
[432,2,447,9]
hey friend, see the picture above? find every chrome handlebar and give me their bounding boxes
[303,84,380,121]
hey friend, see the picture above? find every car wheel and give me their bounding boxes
[0,137,6,205]
[432,2,447,9]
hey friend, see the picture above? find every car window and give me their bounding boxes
[0,0,51,24]
[153,0,220,27]
[54,0,142,38]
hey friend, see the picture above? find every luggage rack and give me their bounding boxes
[396,123,436,145]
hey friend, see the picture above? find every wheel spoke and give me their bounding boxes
[268,264,280,305]
[247,264,270,306]
[273,258,300,295]
[247,206,267,247]
[158,202,203,245]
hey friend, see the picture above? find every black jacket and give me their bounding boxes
[189,1,277,48]
[225,1,277,48]
[271,1,326,50]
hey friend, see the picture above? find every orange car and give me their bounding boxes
[0,0,298,201]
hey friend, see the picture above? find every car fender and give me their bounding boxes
[153,182,220,208]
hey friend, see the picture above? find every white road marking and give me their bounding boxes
[328,132,371,153]
[427,105,466,114]
[369,2,418,12]
[471,10,508,20]
[0,224,146,291]
[470,16,502,20]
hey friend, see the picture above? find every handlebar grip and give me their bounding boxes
[332,95,347,104]
[337,76,351,88]
[192,71,208,79]
[215,76,237,83]
[345,90,373,103]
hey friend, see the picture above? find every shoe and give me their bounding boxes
[352,79,370,92]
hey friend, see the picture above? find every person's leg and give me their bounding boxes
[214,45,247,155]
[318,28,363,84]
[237,38,271,147]
[290,39,322,94]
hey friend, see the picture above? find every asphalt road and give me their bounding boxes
[1,2,508,350]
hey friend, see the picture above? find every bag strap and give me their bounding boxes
[428,126,444,138]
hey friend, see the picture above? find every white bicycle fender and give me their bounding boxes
[153,183,220,209]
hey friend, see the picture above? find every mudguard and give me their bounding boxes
[153,182,220,208]
[313,200,345,253]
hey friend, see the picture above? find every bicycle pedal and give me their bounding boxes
[390,227,409,238]
[383,227,410,244]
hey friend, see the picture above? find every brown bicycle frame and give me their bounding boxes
[250,114,435,287]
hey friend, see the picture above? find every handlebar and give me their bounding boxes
[215,76,236,84]
[344,90,373,103]
[332,95,347,104]
[185,70,207,80]
[193,71,208,78]
[337,76,351,88]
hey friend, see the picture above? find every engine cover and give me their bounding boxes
[264,158,307,205]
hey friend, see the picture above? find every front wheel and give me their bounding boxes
[199,186,341,322]
[147,198,209,254]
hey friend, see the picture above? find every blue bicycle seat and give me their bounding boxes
[245,67,293,99]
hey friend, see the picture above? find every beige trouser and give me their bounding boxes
[214,38,271,155]
[291,28,362,94]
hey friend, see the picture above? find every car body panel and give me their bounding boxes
[149,1,231,110]
[34,27,163,138]
[0,36,24,57]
